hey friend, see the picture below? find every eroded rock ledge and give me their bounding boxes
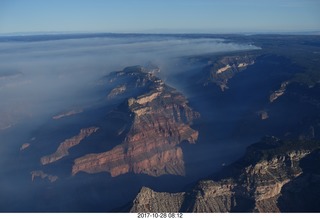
[269,81,290,103]
[31,170,58,183]
[52,109,83,120]
[206,54,256,91]
[130,138,320,212]
[41,127,99,165]
[72,66,199,177]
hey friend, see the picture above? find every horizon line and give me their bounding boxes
[1,30,320,37]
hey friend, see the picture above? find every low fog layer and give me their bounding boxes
[0,34,257,132]
[0,34,260,211]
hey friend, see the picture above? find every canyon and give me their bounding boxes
[1,34,319,212]
[26,65,199,180]
[72,66,199,177]
[131,138,320,212]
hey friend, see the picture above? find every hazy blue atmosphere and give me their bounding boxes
[0,0,319,34]
[0,34,260,211]
[1,0,320,214]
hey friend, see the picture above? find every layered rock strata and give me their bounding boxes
[206,55,255,91]
[131,138,320,212]
[72,67,199,177]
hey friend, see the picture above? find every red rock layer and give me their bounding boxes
[72,81,199,177]
[41,127,99,165]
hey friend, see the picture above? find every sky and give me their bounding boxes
[0,0,319,34]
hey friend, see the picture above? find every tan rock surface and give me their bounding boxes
[131,139,320,212]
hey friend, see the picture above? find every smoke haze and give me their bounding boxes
[0,34,257,133]
[0,34,259,211]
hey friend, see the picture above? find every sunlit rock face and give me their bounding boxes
[72,66,199,177]
[131,138,320,212]
[29,65,199,180]
[269,81,290,103]
[205,54,256,91]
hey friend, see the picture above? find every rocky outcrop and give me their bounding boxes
[20,137,36,151]
[241,147,311,212]
[257,110,269,120]
[20,143,31,151]
[216,65,232,74]
[206,54,255,91]
[107,85,127,99]
[31,170,58,183]
[131,187,185,212]
[131,179,240,213]
[269,81,289,103]
[131,138,320,212]
[52,109,83,120]
[277,149,320,212]
[41,127,99,165]
[131,180,239,213]
[72,66,199,177]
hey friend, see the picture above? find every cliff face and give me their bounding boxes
[72,66,199,177]
[269,81,290,103]
[130,138,320,212]
[22,65,199,185]
[205,54,255,91]
[40,127,99,165]
[27,66,199,179]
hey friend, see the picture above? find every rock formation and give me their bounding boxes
[205,54,255,91]
[20,143,31,151]
[21,65,199,184]
[31,170,58,183]
[72,66,199,177]
[257,110,269,120]
[130,137,320,212]
[269,81,289,103]
[52,109,83,120]
[41,127,99,165]
[107,85,127,99]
